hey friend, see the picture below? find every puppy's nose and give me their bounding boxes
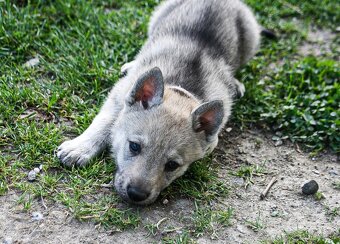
[127,185,150,202]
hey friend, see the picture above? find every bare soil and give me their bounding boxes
[1,128,339,244]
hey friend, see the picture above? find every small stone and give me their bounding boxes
[329,170,339,176]
[39,164,43,171]
[23,57,40,68]
[272,136,280,141]
[302,180,319,195]
[32,212,44,221]
[312,170,320,175]
[336,26,340,33]
[226,127,232,133]
[33,167,40,173]
[270,211,279,217]
[3,237,13,244]
[232,177,245,186]
[162,199,169,205]
[236,225,247,234]
[274,140,283,147]
[27,170,36,182]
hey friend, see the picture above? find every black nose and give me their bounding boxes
[127,185,150,202]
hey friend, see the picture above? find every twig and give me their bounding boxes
[156,217,168,230]
[161,227,182,234]
[295,143,302,153]
[41,195,48,210]
[260,177,278,200]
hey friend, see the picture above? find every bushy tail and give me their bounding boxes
[260,29,277,40]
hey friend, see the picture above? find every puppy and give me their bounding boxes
[58,0,262,205]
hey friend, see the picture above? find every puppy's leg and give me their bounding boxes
[234,78,245,98]
[57,91,119,167]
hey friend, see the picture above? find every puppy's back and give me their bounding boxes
[148,0,260,69]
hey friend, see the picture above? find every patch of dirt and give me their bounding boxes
[211,129,339,243]
[298,28,339,57]
[1,129,339,243]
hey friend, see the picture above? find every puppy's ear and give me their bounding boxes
[126,67,164,109]
[192,100,224,141]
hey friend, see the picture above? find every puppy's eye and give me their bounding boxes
[129,141,141,155]
[165,161,180,172]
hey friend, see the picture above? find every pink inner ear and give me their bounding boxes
[135,77,156,102]
[197,109,216,132]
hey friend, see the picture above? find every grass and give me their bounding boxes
[0,0,339,240]
[333,181,340,190]
[231,164,267,188]
[262,229,340,244]
[246,215,266,232]
[325,206,339,221]
[191,202,234,238]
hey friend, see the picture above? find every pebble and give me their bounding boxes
[232,177,245,186]
[162,199,169,205]
[27,170,37,182]
[272,135,280,141]
[302,180,319,195]
[23,57,40,68]
[27,165,43,182]
[236,225,247,234]
[329,170,339,176]
[3,237,12,244]
[32,212,44,221]
[226,127,232,133]
[274,140,283,147]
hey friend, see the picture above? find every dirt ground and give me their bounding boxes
[1,127,339,244]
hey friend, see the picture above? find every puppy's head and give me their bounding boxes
[111,67,224,205]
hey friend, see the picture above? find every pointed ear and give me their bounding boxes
[192,100,224,141]
[126,67,164,109]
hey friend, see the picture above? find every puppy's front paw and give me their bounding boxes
[233,79,245,98]
[57,137,94,167]
[236,82,245,98]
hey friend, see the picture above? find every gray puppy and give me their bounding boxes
[58,0,262,205]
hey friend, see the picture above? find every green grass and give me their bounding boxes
[333,181,340,190]
[190,202,234,238]
[0,0,339,237]
[246,214,266,232]
[231,164,267,188]
[262,229,340,244]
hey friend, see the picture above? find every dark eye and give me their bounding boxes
[165,161,180,172]
[129,141,141,155]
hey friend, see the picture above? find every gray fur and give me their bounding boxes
[58,0,261,205]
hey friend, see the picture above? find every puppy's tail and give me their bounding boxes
[260,28,277,40]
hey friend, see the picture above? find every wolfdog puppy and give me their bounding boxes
[58,0,263,205]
